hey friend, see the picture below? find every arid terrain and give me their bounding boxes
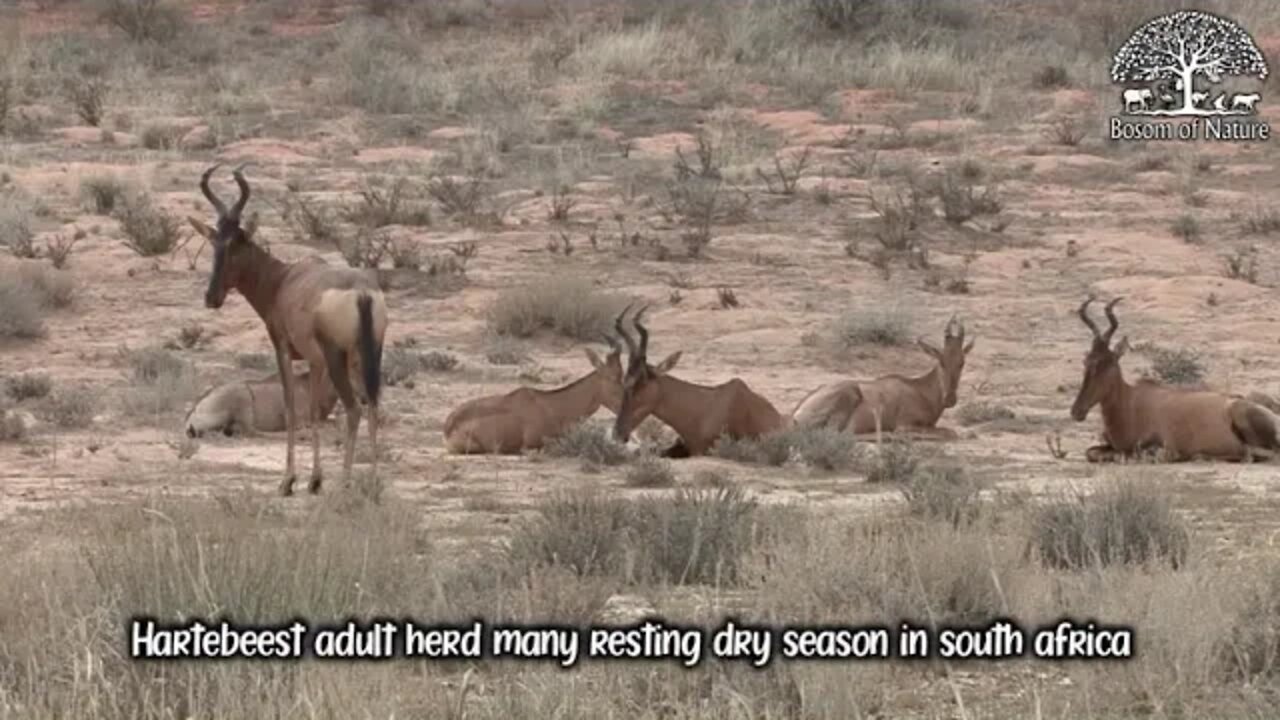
[3,1,1280,717]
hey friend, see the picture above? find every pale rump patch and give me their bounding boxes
[314,289,387,348]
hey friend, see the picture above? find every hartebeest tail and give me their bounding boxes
[357,293,382,408]
[1070,296,1278,463]
[190,163,390,495]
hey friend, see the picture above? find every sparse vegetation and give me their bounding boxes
[826,304,912,348]
[956,401,1016,426]
[6,372,53,402]
[1172,213,1201,244]
[623,453,676,488]
[1136,341,1206,386]
[900,465,984,527]
[114,192,184,257]
[542,420,628,467]
[487,276,629,341]
[116,345,200,422]
[1026,479,1191,571]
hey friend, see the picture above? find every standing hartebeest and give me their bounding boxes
[611,305,785,457]
[790,316,975,438]
[189,164,388,495]
[1070,296,1278,463]
[443,338,624,454]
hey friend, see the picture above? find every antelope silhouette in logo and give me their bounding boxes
[189,164,389,495]
[611,305,785,457]
[443,337,624,454]
[790,316,974,438]
[1070,296,1278,463]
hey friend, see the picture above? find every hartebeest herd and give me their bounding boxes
[189,166,1280,496]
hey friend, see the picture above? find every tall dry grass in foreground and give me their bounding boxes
[0,473,1276,718]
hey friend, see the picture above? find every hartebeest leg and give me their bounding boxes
[307,368,329,494]
[322,344,361,486]
[272,337,298,496]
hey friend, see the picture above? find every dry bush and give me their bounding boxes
[867,182,929,251]
[899,465,984,528]
[344,177,433,228]
[955,401,1015,426]
[81,175,128,215]
[542,420,629,467]
[282,191,340,247]
[116,345,201,422]
[825,304,913,349]
[756,146,811,195]
[936,169,1001,225]
[487,276,629,341]
[1240,206,1280,235]
[381,338,458,387]
[509,485,764,586]
[1135,341,1206,386]
[1032,64,1071,88]
[1171,213,1201,244]
[43,233,79,269]
[99,0,186,43]
[139,122,183,150]
[714,426,859,472]
[624,453,676,488]
[6,372,53,402]
[0,276,42,339]
[1220,566,1280,683]
[0,263,75,339]
[1223,246,1259,285]
[860,438,921,483]
[1026,478,1191,571]
[38,385,100,429]
[1047,116,1086,146]
[757,514,1012,628]
[0,196,35,258]
[426,174,485,221]
[63,75,109,126]
[114,191,183,256]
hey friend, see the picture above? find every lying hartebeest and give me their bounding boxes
[444,339,624,454]
[185,370,338,438]
[790,316,975,437]
[1070,296,1278,463]
[611,305,784,457]
[189,164,388,495]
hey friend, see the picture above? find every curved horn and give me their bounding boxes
[1077,297,1103,340]
[200,163,227,217]
[1102,297,1122,344]
[600,332,622,355]
[945,313,959,339]
[633,304,651,360]
[229,162,251,221]
[614,304,638,357]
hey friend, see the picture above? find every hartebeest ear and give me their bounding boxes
[653,351,682,375]
[243,212,259,242]
[963,338,976,355]
[917,338,942,360]
[187,217,215,240]
[1114,336,1129,358]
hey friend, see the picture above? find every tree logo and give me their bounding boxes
[1109,10,1271,142]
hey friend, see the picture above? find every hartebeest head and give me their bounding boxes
[917,315,975,408]
[583,332,625,413]
[1070,296,1129,422]
[612,304,681,443]
[188,163,255,310]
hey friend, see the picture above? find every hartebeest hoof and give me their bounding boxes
[279,475,297,496]
[308,473,323,494]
